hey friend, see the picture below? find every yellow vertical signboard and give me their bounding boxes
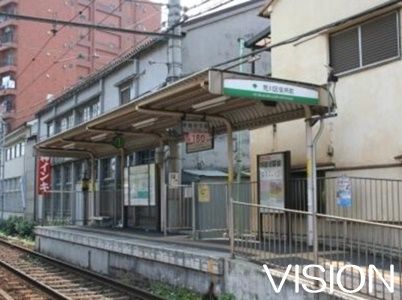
[198,184,210,203]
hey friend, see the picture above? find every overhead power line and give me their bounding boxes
[0,12,181,38]
[16,0,97,80]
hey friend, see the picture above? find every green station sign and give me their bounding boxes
[223,78,319,105]
[112,135,125,149]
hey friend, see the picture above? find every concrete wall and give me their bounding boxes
[35,227,338,299]
[251,1,402,182]
[182,1,270,76]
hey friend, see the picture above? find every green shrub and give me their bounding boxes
[0,216,36,240]
[15,219,35,239]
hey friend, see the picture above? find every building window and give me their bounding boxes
[330,11,400,74]
[16,143,20,157]
[102,158,115,180]
[47,122,55,137]
[59,113,73,133]
[92,102,100,117]
[119,83,131,105]
[135,150,155,165]
[77,100,100,124]
[0,49,15,67]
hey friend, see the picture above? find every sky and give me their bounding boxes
[156,0,250,26]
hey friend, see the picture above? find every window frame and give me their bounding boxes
[329,11,401,76]
[119,82,132,105]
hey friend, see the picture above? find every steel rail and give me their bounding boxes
[0,238,165,300]
[0,258,69,300]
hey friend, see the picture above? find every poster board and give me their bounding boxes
[336,176,352,208]
[126,164,156,206]
[257,151,290,210]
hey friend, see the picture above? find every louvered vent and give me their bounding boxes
[330,28,360,73]
[330,11,399,74]
[361,12,399,66]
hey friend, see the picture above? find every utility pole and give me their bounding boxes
[166,0,182,83]
[0,118,6,220]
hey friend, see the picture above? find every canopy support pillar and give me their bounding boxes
[226,123,235,258]
[159,141,167,236]
[305,108,324,265]
[120,148,126,228]
[88,154,95,224]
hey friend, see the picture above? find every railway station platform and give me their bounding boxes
[34,226,335,299]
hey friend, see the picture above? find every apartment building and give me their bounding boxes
[0,0,160,131]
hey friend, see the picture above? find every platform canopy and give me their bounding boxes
[36,68,331,158]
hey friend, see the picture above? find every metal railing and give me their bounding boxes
[228,177,402,299]
[3,189,23,215]
[166,184,193,232]
[38,189,122,226]
[291,176,402,223]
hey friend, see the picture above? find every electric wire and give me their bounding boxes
[13,0,238,120]
[16,0,127,98]
[16,0,96,81]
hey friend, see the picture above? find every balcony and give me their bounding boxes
[0,86,15,97]
[0,3,17,28]
[0,98,14,120]
[0,1,17,8]
[0,32,16,51]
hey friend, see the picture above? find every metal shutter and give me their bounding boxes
[361,12,399,66]
[330,28,360,73]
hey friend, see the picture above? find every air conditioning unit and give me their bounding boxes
[46,94,55,103]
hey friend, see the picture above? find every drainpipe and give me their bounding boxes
[236,38,245,197]
[157,139,167,235]
[166,0,182,83]
[238,38,245,73]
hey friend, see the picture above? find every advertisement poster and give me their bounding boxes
[128,164,156,206]
[336,176,352,208]
[258,152,289,209]
[37,156,51,195]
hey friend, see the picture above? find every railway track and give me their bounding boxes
[0,238,165,300]
[0,263,51,300]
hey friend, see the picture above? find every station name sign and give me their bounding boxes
[223,78,319,105]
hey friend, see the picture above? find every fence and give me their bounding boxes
[291,176,402,223]
[3,190,24,216]
[230,178,402,299]
[38,189,122,226]
[166,185,193,232]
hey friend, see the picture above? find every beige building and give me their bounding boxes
[252,0,402,179]
[250,0,402,223]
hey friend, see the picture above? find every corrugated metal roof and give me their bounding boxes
[36,68,330,159]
